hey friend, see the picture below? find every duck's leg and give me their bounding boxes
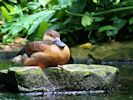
[23,52,47,69]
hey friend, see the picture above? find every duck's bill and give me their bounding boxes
[54,39,65,48]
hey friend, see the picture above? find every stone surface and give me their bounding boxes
[88,41,133,60]
[0,67,54,92]
[44,64,119,91]
[0,64,119,92]
[70,41,133,64]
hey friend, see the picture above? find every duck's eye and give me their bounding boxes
[49,34,53,37]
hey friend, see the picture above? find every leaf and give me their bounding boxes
[4,2,15,12]
[98,25,117,33]
[58,0,73,8]
[2,34,14,44]
[1,6,13,22]
[27,21,40,36]
[36,21,50,38]
[9,24,23,35]
[68,0,86,13]
[106,30,118,37]
[49,23,62,30]
[7,0,17,3]
[29,10,55,21]
[94,17,104,22]
[21,16,31,30]
[129,17,133,25]
[48,0,58,6]
[92,0,100,3]
[81,12,93,27]
[112,17,126,30]
[113,0,120,4]
[38,0,50,7]
[6,38,14,43]
[28,2,40,11]
[1,26,11,33]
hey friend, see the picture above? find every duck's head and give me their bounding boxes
[43,30,65,48]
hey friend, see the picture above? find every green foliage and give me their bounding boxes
[0,0,74,43]
[65,0,133,43]
[0,0,133,44]
[81,12,93,27]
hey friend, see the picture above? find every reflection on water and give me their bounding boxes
[0,61,132,100]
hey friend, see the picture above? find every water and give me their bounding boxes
[0,60,132,100]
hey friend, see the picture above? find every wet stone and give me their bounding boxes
[44,64,119,91]
[0,67,54,92]
[0,64,119,93]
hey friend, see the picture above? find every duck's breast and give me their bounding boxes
[44,44,70,66]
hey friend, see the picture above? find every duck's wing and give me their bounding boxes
[17,41,48,57]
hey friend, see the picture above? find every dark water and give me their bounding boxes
[0,61,132,100]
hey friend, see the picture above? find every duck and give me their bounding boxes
[12,30,70,69]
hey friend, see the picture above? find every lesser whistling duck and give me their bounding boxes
[12,30,70,69]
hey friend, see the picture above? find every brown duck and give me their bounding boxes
[12,30,70,69]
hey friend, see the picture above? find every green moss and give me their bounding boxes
[9,67,44,75]
[46,64,119,78]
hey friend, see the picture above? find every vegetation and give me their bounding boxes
[0,0,133,45]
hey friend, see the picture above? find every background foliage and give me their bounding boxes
[0,0,133,45]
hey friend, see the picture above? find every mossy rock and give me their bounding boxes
[0,67,54,92]
[71,41,133,64]
[88,41,133,60]
[44,64,119,91]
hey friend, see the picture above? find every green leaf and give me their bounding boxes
[4,2,15,12]
[68,0,86,13]
[27,21,40,36]
[1,6,13,22]
[98,25,117,33]
[1,26,11,33]
[94,17,104,22]
[81,12,93,27]
[92,0,100,3]
[113,0,120,4]
[106,30,118,37]
[28,2,40,11]
[21,16,31,30]
[7,0,17,3]
[49,23,62,30]
[112,17,126,30]
[36,21,50,38]
[2,35,10,44]
[129,17,133,25]
[6,37,14,43]
[9,24,23,35]
[38,0,50,7]
[58,0,73,8]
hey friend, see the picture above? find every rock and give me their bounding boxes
[44,64,119,91]
[88,41,133,60]
[0,67,54,92]
[70,47,91,64]
[0,69,8,91]
[71,41,133,64]
[0,64,119,93]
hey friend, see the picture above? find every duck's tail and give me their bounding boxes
[10,45,30,64]
[16,45,31,57]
